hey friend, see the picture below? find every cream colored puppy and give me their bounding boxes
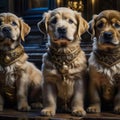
[0,13,42,111]
[38,7,88,116]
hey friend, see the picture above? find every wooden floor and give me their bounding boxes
[0,109,120,120]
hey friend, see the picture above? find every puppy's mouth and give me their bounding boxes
[0,35,13,42]
[0,32,15,47]
[99,31,120,46]
[54,37,71,41]
[52,37,72,47]
[0,37,14,45]
[0,31,15,42]
[0,26,15,41]
[54,34,72,42]
[100,39,119,46]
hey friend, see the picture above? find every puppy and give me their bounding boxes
[38,7,88,116]
[0,13,42,111]
[87,10,120,113]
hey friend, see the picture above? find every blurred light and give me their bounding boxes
[67,0,84,12]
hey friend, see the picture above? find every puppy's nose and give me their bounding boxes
[103,31,113,40]
[57,27,66,34]
[2,27,11,34]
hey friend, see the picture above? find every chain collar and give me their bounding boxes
[0,45,24,67]
[48,45,81,75]
[94,49,120,67]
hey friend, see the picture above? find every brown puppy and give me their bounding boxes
[87,10,120,113]
[38,7,88,116]
[0,13,43,111]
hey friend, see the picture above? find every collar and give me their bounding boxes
[94,49,120,67]
[48,45,81,74]
[0,45,24,67]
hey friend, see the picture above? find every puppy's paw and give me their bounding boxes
[72,108,86,116]
[18,102,31,111]
[87,105,101,113]
[41,107,55,116]
[114,106,120,114]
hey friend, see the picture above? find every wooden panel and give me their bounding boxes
[0,0,8,13]
[86,0,119,21]
[0,109,120,120]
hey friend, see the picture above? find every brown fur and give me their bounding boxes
[87,10,120,113]
[0,13,43,111]
[38,7,88,116]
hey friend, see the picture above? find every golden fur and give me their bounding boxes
[87,10,120,113]
[38,7,88,116]
[0,13,43,111]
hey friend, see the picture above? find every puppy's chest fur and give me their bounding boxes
[0,65,21,102]
[43,46,86,100]
[89,51,120,100]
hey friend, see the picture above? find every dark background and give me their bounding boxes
[0,0,120,69]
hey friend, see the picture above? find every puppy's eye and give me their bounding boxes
[68,19,74,24]
[97,22,104,29]
[113,23,120,28]
[51,17,57,24]
[11,21,17,26]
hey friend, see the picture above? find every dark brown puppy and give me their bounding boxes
[87,10,120,113]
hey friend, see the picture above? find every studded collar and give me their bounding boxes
[94,49,120,67]
[48,45,81,74]
[0,45,24,67]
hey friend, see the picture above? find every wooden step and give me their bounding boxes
[0,109,120,120]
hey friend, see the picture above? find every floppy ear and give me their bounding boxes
[75,12,89,38]
[19,19,31,41]
[88,14,98,39]
[37,12,51,36]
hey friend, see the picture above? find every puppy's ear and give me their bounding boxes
[88,15,98,39]
[76,12,89,38]
[37,12,51,36]
[19,19,31,41]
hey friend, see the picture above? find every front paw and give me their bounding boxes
[18,102,31,111]
[41,107,55,116]
[87,105,101,113]
[72,108,86,116]
[114,106,120,114]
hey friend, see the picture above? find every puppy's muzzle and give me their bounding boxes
[57,27,66,34]
[57,27,67,38]
[103,32,113,42]
[101,31,119,46]
[2,26,11,38]
[102,31,114,44]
